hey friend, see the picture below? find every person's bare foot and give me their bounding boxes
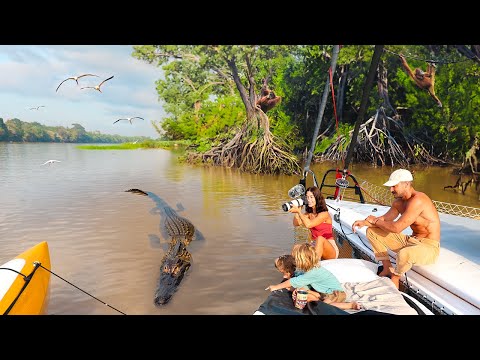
[390,274,400,289]
[306,290,321,302]
[377,269,392,277]
[376,265,393,278]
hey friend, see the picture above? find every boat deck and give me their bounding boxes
[326,199,480,315]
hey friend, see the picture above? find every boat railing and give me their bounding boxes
[431,200,480,220]
[318,168,366,203]
[318,168,480,220]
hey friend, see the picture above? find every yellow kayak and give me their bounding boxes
[0,241,51,315]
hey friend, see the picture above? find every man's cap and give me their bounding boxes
[383,169,413,187]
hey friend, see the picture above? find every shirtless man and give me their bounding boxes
[352,169,441,289]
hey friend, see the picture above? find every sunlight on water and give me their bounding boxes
[0,143,478,314]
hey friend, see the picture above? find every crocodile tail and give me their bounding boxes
[125,188,149,196]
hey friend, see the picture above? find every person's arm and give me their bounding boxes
[364,206,399,227]
[266,271,312,292]
[353,206,399,233]
[266,279,293,292]
[352,218,374,233]
[291,208,302,226]
[293,209,329,230]
[373,198,423,233]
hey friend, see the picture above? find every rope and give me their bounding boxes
[384,47,469,65]
[329,67,339,127]
[2,264,37,314]
[0,267,26,277]
[356,182,389,206]
[38,264,127,315]
[356,177,480,219]
[331,206,398,270]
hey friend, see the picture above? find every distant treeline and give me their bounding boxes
[0,118,151,143]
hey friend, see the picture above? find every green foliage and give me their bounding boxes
[315,123,353,153]
[0,118,150,143]
[133,45,298,142]
[159,94,245,142]
[0,118,10,141]
[77,140,191,150]
[316,136,334,153]
[195,96,245,138]
[389,45,480,161]
[269,109,303,151]
[134,44,480,166]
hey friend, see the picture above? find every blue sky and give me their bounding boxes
[0,45,165,138]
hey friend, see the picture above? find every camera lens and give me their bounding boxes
[282,198,305,211]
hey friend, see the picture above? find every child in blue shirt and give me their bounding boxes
[267,243,361,310]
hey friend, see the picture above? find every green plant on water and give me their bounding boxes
[77,140,191,150]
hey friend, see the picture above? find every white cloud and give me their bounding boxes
[0,45,165,138]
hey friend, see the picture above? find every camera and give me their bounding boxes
[282,183,306,212]
[282,197,305,212]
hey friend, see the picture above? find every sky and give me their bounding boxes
[0,45,165,139]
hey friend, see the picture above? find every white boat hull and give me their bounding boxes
[326,198,480,315]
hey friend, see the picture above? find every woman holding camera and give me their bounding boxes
[289,186,339,260]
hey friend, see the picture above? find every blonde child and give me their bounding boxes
[266,243,361,310]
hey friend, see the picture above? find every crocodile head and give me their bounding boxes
[154,240,192,306]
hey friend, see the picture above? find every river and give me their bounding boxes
[0,142,478,314]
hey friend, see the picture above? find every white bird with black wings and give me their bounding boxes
[113,116,144,124]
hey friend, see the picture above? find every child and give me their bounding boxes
[274,254,296,282]
[266,243,361,311]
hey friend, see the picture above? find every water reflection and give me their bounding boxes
[0,143,478,315]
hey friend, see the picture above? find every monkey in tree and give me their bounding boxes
[256,78,282,113]
[399,54,442,108]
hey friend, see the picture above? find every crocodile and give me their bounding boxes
[154,236,192,306]
[153,207,195,305]
[126,188,196,306]
[164,207,195,245]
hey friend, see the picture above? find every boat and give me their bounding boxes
[255,167,480,316]
[0,241,51,315]
[256,45,480,315]
[320,168,480,315]
[255,256,434,315]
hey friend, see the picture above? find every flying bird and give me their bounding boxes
[80,75,114,93]
[56,74,99,92]
[41,160,61,166]
[113,116,145,124]
[29,105,45,110]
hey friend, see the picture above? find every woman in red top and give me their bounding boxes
[289,186,339,260]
